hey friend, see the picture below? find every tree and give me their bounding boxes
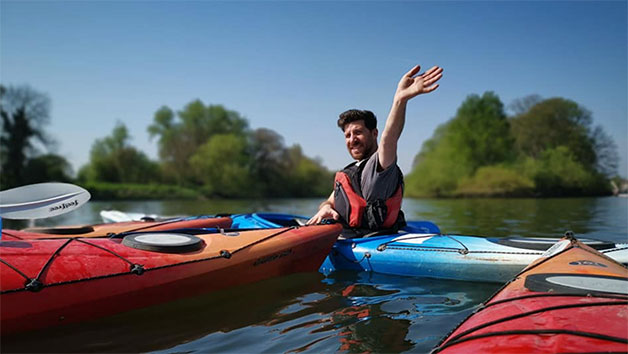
[23,154,73,184]
[248,128,290,196]
[590,126,618,177]
[284,144,333,197]
[189,133,254,197]
[406,92,512,196]
[510,98,596,165]
[148,101,249,184]
[80,122,160,183]
[508,94,542,116]
[0,85,53,188]
[511,97,617,177]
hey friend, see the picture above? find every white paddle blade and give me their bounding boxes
[0,183,91,220]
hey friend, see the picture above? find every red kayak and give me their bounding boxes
[433,234,628,353]
[0,223,341,334]
[1,215,233,240]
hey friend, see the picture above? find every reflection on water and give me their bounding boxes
[1,197,625,352]
[2,271,499,354]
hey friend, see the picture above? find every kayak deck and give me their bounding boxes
[0,223,341,334]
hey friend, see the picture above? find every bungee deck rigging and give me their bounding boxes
[432,234,628,353]
[0,224,342,334]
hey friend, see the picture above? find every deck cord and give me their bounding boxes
[432,328,628,353]
[441,300,627,346]
[435,235,627,348]
[0,227,294,294]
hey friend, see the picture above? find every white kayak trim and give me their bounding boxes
[546,275,628,294]
[390,234,438,244]
[100,210,177,223]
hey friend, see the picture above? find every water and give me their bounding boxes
[2,197,627,353]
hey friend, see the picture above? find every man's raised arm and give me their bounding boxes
[378,65,443,170]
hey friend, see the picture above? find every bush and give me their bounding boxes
[532,146,611,196]
[455,165,535,197]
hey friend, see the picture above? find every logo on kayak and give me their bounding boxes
[569,260,608,268]
[49,199,79,213]
[254,249,293,266]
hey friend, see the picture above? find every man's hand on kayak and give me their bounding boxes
[307,202,339,225]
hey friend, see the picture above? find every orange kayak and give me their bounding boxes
[433,234,628,353]
[1,215,233,240]
[0,223,341,334]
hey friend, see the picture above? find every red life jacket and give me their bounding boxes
[333,162,404,230]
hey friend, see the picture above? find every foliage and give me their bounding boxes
[408,93,617,197]
[248,128,290,197]
[510,98,596,166]
[22,154,73,184]
[148,101,248,184]
[406,92,513,197]
[0,85,54,188]
[455,165,535,197]
[284,145,334,197]
[79,122,161,184]
[190,133,254,198]
[247,129,333,197]
[146,100,332,198]
[532,146,610,196]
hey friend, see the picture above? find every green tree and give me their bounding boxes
[532,146,609,196]
[284,144,333,197]
[23,154,73,184]
[0,85,53,188]
[406,92,512,196]
[248,128,291,197]
[148,101,249,184]
[510,98,596,166]
[510,97,617,194]
[189,133,254,197]
[80,122,160,183]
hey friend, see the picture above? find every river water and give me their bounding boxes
[3,197,627,353]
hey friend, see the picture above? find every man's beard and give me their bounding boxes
[349,141,376,161]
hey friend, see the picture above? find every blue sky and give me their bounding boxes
[2,1,627,177]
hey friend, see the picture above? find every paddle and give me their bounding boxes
[0,182,91,220]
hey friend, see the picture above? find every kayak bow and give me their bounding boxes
[433,234,628,353]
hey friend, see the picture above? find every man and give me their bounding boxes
[307,64,443,236]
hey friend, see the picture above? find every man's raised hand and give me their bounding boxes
[395,65,443,102]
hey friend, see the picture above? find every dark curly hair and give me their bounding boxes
[337,109,377,132]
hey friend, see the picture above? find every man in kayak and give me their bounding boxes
[307,64,443,236]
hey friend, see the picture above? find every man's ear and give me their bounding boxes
[373,128,378,139]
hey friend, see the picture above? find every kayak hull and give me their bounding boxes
[433,238,628,353]
[231,213,628,283]
[0,224,341,334]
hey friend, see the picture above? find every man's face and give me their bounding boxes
[343,120,378,161]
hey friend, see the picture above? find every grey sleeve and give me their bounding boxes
[360,152,401,202]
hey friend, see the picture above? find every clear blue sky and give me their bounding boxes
[2,1,627,177]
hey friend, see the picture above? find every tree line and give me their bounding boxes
[0,85,332,198]
[77,100,332,198]
[405,92,619,197]
[1,85,621,199]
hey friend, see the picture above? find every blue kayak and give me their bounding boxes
[231,213,628,283]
